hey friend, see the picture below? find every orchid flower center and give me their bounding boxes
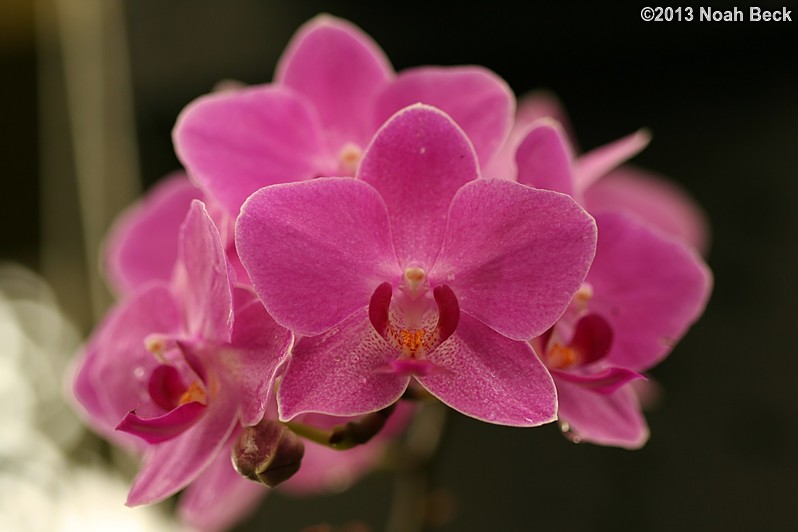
[401,266,426,298]
[545,343,581,370]
[537,313,614,372]
[143,334,209,410]
[369,271,460,377]
[178,380,208,406]
[144,333,173,362]
[337,143,363,176]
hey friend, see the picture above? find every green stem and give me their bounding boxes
[385,400,448,532]
[282,421,334,448]
[284,402,397,451]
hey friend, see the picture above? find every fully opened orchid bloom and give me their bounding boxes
[513,120,712,447]
[86,179,415,529]
[490,92,710,254]
[236,104,597,426]
[534,213,711,447]
[174,14,514,214]
[73,200,293,505]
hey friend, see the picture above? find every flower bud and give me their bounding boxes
[232,419,304,487]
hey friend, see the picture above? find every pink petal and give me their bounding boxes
[587,212,712,370]
[178,438,266,532]
[514,120,576,197]
[556,378,649,449]
[174,200,234,343]
[173,85,335,213]
[551,367,644,395]
[71,354,106,429]
[126,378,240,506]
[419,313,556,426]
[433,284,460,343]
[483,91,576,180]
[515,91,574,138]
[73,285,181,445]
[374,66,514,168]
[236,178,398,336]
[147,364,187,410]
[583,165,710,254]
[568,313,613,366]
[116,401,206,444]
[575,129,651,191]
[227,287,293,426]
[368,282,392,337]
[174,340,209,385]
[278,310,409,420]
[431,179,597,340]
[358,104,480,269]
[200,198,255,287]
[275,14,393,152]
[103,173,200,295]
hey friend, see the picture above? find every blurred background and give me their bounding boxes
[1,0,796,530]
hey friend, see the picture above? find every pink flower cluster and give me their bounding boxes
[71,15,712,531]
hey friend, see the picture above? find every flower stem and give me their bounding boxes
[385,400,448,532]
[285,403,397,451]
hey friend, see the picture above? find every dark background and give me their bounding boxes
[3,1,797,530]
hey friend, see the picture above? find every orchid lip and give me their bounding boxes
[148,362,209,411]
[377,358,439,377]
[116,400,206,444]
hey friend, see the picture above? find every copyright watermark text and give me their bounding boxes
[640,6,792,22]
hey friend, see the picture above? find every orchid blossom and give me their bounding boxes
[74,200,292,505]
[236,104,597,426]
[174,15,515,215]
[513,119,712,447]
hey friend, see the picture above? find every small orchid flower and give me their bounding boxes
[488,92,709,254]
[78,183,410,525]
[174,15,514,214]
[236,104,597,426]
[533,213,711,447]
[74,200,292,505]
[513,120,712,447]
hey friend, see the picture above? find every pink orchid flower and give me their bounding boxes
[236,104,597,426]
[514,120,712,447]
[89,182,415,528]
[488,92,710,254]
[73,200,293,505]
[174,14,515,214]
